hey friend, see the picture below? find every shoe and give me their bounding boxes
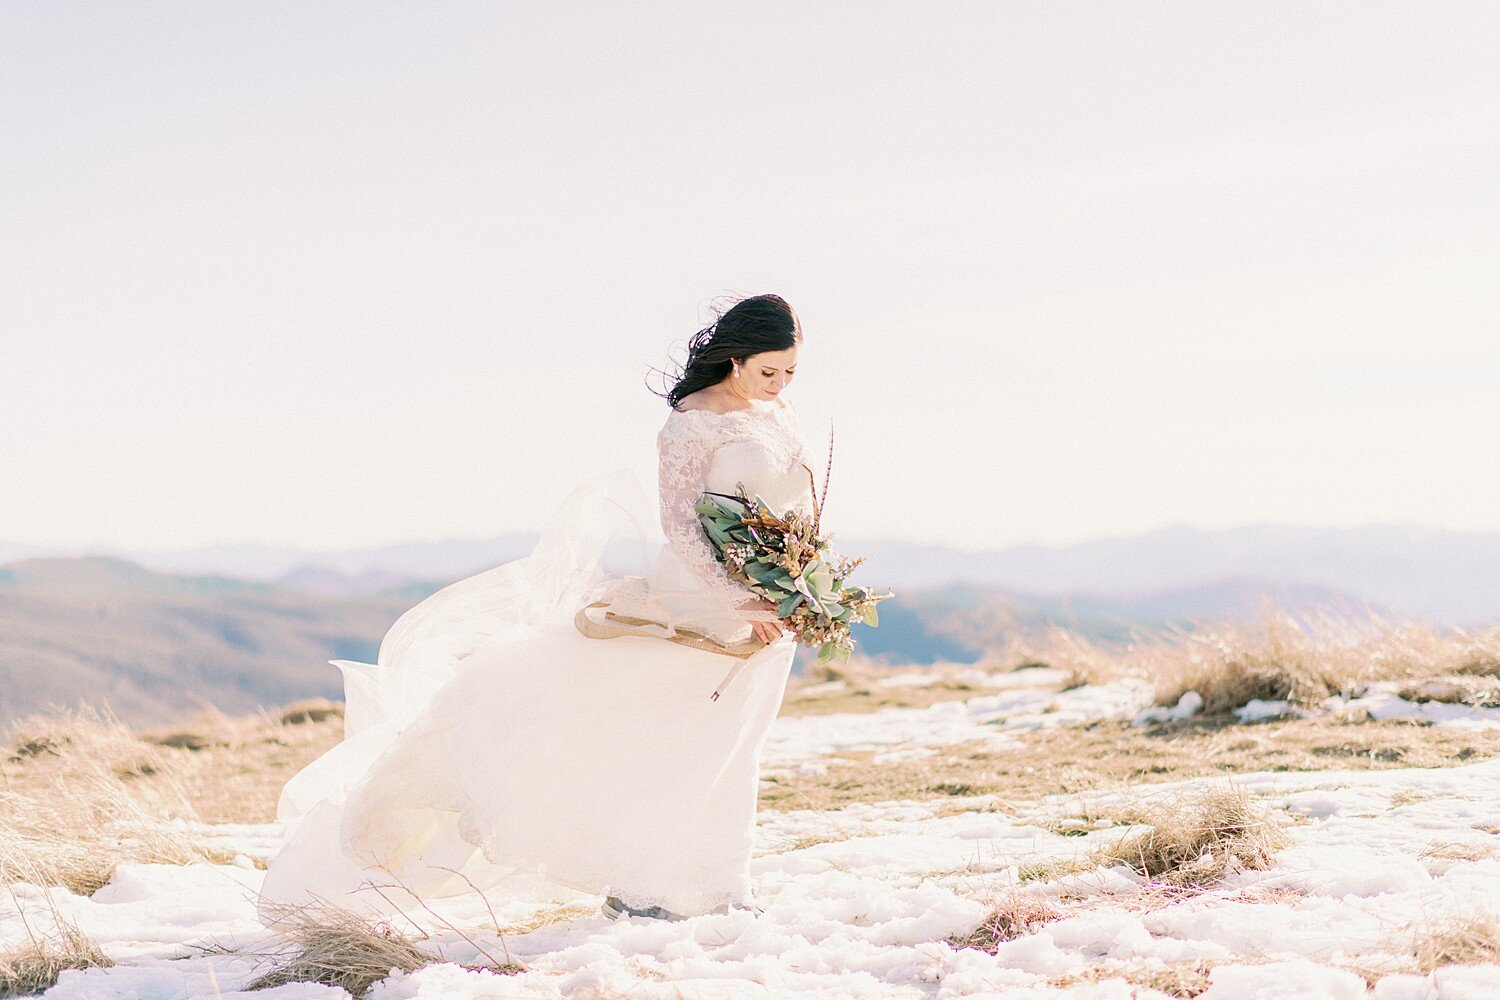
[601,895,686,921]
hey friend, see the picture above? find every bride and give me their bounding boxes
[256,293,815,923]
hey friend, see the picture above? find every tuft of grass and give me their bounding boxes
[1092,784,1290,888]
[1,866,114,998]
[1411,910,1500,972]
[249,902,434,996]
[145,731,221,751]
[1144,609,1500,715]
[1419,841,1499,864]
[1050,960,1216,998]
[246,894,524,997]
[1015,856,1100,882]
[277,700,344,726]
[945,888,1061,952]
[1396,676,1500,708]
[1390,788,1438,808]
[0,920,112,998]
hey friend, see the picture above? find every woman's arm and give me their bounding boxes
[656,417,758,601]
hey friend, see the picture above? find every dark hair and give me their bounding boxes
[648,293,802,409]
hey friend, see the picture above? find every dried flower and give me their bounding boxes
[695,482,892,663]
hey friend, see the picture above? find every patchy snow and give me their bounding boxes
[762,678,1156,773]
[1133,690,1203,726]
[1233,698,1292,722]
[7,678,1500,998]
[1329,682,1500,729]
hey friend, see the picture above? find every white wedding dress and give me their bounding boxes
[256,396,816,920]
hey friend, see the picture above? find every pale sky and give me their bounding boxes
[2,2,1496,553]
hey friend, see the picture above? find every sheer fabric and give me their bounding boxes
[256,397,815,920]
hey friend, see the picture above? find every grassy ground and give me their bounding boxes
[4,608,1498,996]
[758,714,1500,813]
[2,702,344,827]
[5,652,1499,830]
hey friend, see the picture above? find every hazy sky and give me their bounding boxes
[2,2,1496,553]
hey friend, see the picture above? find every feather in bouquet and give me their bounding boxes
[693,425,892,663]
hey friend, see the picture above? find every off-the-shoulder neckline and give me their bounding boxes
[669,398,788,419]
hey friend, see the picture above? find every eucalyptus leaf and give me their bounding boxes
[745,562,781,585]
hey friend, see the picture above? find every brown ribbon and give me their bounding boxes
[573,601,770,700]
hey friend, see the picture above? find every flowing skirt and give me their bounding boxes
[256,469,796,921]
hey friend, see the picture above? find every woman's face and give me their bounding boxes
[735,347,798,400]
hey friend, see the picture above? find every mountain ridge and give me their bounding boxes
[8,521,1490,622]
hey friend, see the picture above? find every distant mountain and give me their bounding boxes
[0,551,1393,728]
[850,524,1498,627]
[6,522,1484,624]
[0,535,542,586]
[0,556,412,728]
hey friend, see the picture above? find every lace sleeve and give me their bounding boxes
[656,413,754,602]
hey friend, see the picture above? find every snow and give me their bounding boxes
[1133,690,1203,726]
[7,670,1500,998]
[1327,683,1500,729]
[1232,699,1292,722]
[761,678,1155,773]
[1199,960,1370,1000]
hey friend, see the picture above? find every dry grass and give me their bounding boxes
[759,717,1500,814]
[769,831,853,854]
[137,703,347,824]
[1390,788,1439,808]
[1,861,114,998]
[1091,785,1290,888]
[1138,610,1500,715]
[493,902,600,936]
[1049,960,1216,998]
[975,626,1128,688]
[0,919,112,998]
[244,891,524,997]
[1031,795,1158,837]
[0,707,532,997]
[1,707,242,895]
[1419,841,1500,864]
[1410,910,1500,972]
[1016,856,1101,882]
[783,662,1011,717]
[785,608,1500,734]
[276,699,345,726]
[1395,675,1500,707]
[944,608,1500,719]
[944,888,1062,953]
[3,702,346,835]
[248,901,437,996]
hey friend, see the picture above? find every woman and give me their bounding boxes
[256,293,814,923]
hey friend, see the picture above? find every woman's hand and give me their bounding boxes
[739,595,786,646]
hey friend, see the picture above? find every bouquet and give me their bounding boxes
[694,446,891,663]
